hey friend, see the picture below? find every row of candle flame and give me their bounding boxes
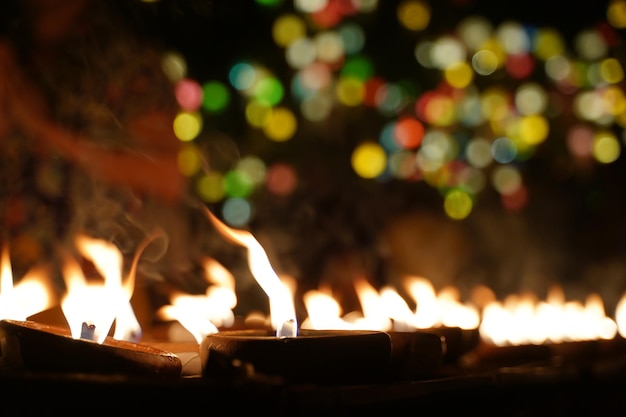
[1,205,624,347]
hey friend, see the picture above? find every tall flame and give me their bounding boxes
[202,206,297,335]
[60,236,135,343]
[60,230,163,344]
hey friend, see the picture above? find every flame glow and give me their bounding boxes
[479,285,618,345]
[0,242,55,320]
[157,257,237,343]
[202,206,297,335]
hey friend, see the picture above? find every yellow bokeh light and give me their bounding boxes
[472,49,499,76]
[351,142,387,179]
[608,0,626,29]
[519,114,549,145]
[593,131,621,164]
[177,144,202,177]
[272,14,306,47]
[397,0,431,31]
[444,61,474,89]
[173,111,202,142]
[245,100,273,128]
[477,38,506,69]
[444,189,473,220]
[602,86,626,116]
[600,58,625,84]
[481,87,510,124]
[196,171,226,203]
[534,28,566,61]
[336,77,365,106]
[263,107,297,142]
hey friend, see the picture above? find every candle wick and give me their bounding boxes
[80,322,96,341]
[276,318,298,338]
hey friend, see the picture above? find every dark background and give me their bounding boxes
[139,0,626,313]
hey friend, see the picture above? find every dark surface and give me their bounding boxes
[2,360,626,416]
[3,338,626,416]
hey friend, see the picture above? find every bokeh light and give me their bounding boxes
[222,198,254,227]
[397,0,431,31]
[593,131,621,163]
[394,117,425,149]
[444,189,473,220]
[177,144,202,177]
[266,163,298,196]
[175,78,203,111]
[173,111,202,142]
[262,106,297,141]
[173,1,626,222]
[196,171,226,203]
[254,76,285,106]
[224,169,254,198]
[202,81,231,113]
[272,13,307,47]
[161,51,187,82]
[352,142,387,178]
[336,76,365,106]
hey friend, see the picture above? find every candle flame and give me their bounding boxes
[157,257,237,343]
[59,231,161,344]
[202,206,297,335]
[0,241,55,320]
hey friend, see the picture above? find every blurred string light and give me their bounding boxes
[172,0,626,225]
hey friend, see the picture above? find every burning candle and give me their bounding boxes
[202,206,297,336]
[199,327,450,384]
[200,328,394,384]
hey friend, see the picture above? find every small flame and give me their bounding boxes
[0,242,55,320]
[202,206,297,336]
[301,287,351,329]
[353,278,393,330]
[157,257,237,343]
[479,285,618,345]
